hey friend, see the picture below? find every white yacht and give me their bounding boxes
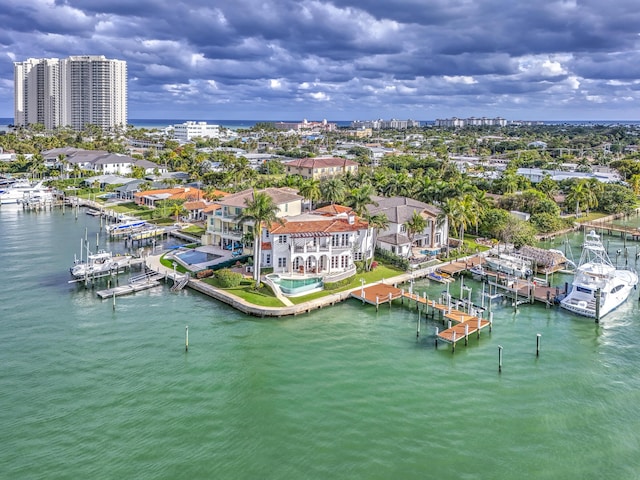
[105,219,147,234]
[560,230,638,319]
[484,253,533,278]
[0,180,49,204]
[70,251,132,278]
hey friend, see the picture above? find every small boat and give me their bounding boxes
[429,271,455,284]
[560,230,638,319]
[70,251,132,278]
[86,209,101,216]
[105,219,147,234]
[484,254,532,278]
[0,180,50,204]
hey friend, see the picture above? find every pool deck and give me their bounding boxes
[144,251,492,318]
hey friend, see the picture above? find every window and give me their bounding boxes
[278,257,287,267]
[400,225,406,233]
[265,253,271,265]
[278,235,287,244]
[354,251,363,261]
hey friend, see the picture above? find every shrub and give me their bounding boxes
[214,268,243,288]
[196,269,213,279]
[373,248,409,271]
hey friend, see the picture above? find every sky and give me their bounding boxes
[1,0,640,121]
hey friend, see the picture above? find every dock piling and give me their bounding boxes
[185,326,189,352]
[498,345,503,373]
[536,333,541,357]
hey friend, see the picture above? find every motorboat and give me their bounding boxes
[70,251,132,278]
[484,254,532,278]
[560,230,638,319]
[105,219,147,235]
[0,179,49,204]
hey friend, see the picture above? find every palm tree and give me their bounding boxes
[236,191,284,288]
[439,197,471,255]
[403,211,428,257]
[566,179,590,216]
[170,202,186,223]
[363,212,389,270]
[345,183,376,217]
[320,177,346,205]
[298,178,321,212]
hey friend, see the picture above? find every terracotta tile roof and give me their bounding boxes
[270,217,368,236]
[203,204,221,213]
[313,204,353,215]
[262,242,272,251]
[134,187,206,202]
[183,201,207,210]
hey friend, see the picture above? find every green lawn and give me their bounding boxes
[201,278,285,307]
[160,254,189,273]
[181,225,206,236]
[193,264,404,308]
[288,265,403,305]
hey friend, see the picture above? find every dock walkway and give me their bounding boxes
[350,283,492,351]
[96,271,165,298]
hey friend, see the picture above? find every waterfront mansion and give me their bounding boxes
[205,188,372,279]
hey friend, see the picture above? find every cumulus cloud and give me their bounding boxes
[1,0,639,120]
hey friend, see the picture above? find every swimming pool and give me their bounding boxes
[175,250,222,265]
[266,274,323,296]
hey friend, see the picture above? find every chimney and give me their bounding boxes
[348,213,355,224]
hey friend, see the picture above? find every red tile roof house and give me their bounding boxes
[134,187,207,208]
[268,206,373,281]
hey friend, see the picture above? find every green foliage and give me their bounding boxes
[596,184,638,214]
[214,268,243,288]
[499,189,560,216]
[374,248,409,271]
[530,212,570,233]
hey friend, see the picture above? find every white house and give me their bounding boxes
[173,121,221,142]
[268,204,372,279]
[42,148,165,176]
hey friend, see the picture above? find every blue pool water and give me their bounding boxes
[176,250,222,265]
[267,274,323,295]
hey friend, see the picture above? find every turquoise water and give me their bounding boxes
[2,207,640,479]
[268,274,324,295]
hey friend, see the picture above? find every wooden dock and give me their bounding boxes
[350,283,492,351]
[96,271,165,298]
[581,221,640,241]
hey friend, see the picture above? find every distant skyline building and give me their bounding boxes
[14,55,127,131]
[350,119,420,130]
[172,121,221,142]
[434,117,544,127]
